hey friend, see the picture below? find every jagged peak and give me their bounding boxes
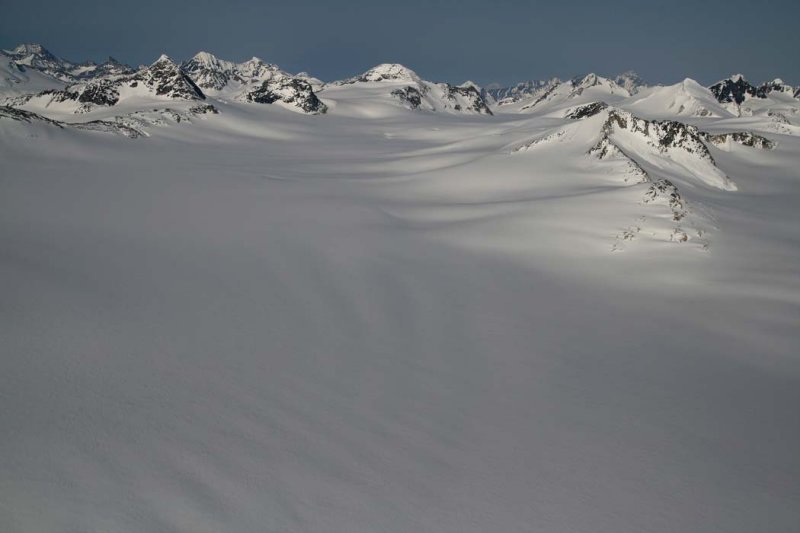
[7,43,52,56]
[729,73,746,82]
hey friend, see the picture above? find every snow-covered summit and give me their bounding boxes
[181,51,238,91]
[349,63,422,84]
[572,73,628,96]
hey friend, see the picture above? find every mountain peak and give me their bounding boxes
[8,43,51,56]
[247,56,262,63]
[152,54,175,66]
[576,73,599,86]
[359,63,420,83]
[614,71,646,93]
[191,51,220,65]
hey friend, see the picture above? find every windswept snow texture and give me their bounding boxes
[1,48,800,533]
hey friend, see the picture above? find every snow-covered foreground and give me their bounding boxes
[2,90,800,532]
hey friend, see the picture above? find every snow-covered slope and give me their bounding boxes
[622,78,734,119]
[2,43,800,533]
[0,49,67,97]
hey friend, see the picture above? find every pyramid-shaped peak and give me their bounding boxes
[151,54,176,66]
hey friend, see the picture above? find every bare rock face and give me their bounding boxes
[391,86,426,109]
[643,179,687,221]
[441,84,493,115]
[710,75,799,104]
[597,109,716,163]
[701,131,775,150]
[709,75,757,104]
[244,78,327,114]
[77,79,121,106]
[566,101,608,119]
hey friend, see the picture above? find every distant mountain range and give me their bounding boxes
[3,43,797,118]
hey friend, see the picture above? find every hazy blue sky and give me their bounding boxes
[1,0,798,86]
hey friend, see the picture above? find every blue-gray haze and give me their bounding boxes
[1,0,798,86]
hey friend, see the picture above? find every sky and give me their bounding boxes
[1,0,798,87]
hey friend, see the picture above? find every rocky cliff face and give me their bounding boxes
[710,75,799,104]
